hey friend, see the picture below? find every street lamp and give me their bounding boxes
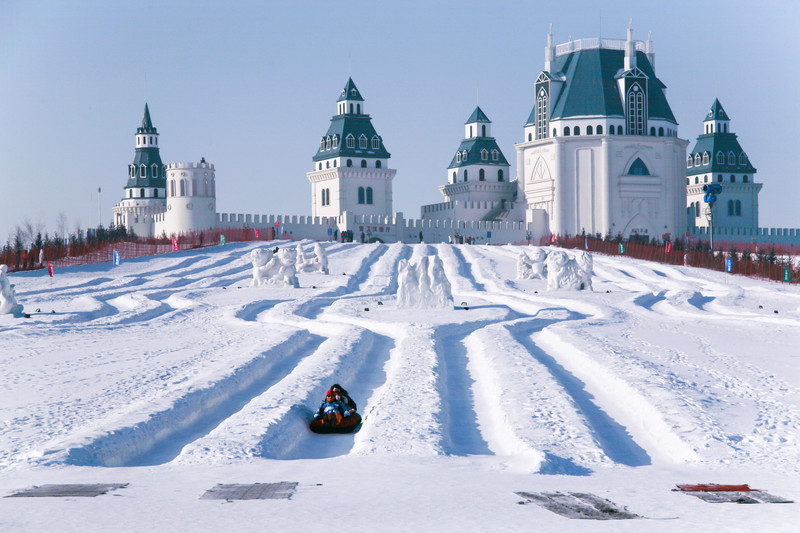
[704,204,714,250]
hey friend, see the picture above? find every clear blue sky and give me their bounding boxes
[1,0,798,242]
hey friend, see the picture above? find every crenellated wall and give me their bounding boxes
[688,225,800,248]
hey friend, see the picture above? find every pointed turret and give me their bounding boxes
[464,106,491,138]
[337,78,365,115]
[703,99,730,134]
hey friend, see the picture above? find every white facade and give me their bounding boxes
[154,161,217,236]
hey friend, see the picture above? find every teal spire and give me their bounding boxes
[137,103,157,134]
[706,98,728,122]
[338,78,364,102]
[465,106,490,124]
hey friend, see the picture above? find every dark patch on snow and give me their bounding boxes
[5,483,128,498]
[680,490,793,504]
[516,491,641,519]
[538,453,593,476]
[201,482,297,501]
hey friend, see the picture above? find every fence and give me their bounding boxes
[550,236,800,284]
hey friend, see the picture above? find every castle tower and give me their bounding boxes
[112,104,167,236]
[307,78,396,218]
[155,158,218,236]
[686,99,760,230]
[516,25,688,240]
[434,106,515,221]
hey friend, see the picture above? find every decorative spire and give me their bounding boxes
[624,20,636,71]
[545,23,556,74]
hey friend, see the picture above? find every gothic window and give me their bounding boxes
[326,136,332,150]
[456,152,461,163]
[320,138,325,151]
[730,175,736,183]
[359,135,367,149]
[481,149,488,161]
[347,159,352,167]
[366,187,373,204]
[739,153,747,165]
[728,200,734,216]
[492,150,498,161]
[650,127,656,136]
[482,125,486,136]
[376,160,381,168]
[498,169,504,182]
[597,125,603,134]
[170,180,175,196]
[728,152,735,165]
[564,127,570,136]
[735,200,741,216]
[346,134,355,148]
[372,136,380,150]
[743,175,749,183]
[717,174,723,182]
[626,83,645,135]
[573,126,580,136]
[587,125,593,135]
[361,160,367,168]
[452,172,456,183]
[479,169,485,181]
[141,164,147,177]
[695,154,701,166]
[687,156,693,168]
[536,88,548,139]
[463,169,468,182]
[332,135,338,149]
[627,157,650,175]
[180,180,186,196]
[658,127,664,136]
[140,188,145,198]
[702,152,709,165]
[358,187,365,204]
[716,152,724,164]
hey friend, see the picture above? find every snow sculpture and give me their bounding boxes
[397,255,453,308]
[277,247,299,288]
[294,243,329,274]
[517,247,548,279]
[545,250,593,291]
[248,248,273,286]
[312,243,329,274]
[295,244,308,272]
[0,265,23,315]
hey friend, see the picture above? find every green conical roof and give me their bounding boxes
[465,106,490,124]
[136,103,157,134]
[338,78,364,102]
[705,98,728,122]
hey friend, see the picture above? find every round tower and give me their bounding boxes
[162,158,217,235]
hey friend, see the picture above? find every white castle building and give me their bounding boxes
[113,25,798,248]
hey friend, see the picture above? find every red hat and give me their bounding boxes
[326,390,334,397]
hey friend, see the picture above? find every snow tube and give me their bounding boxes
[309,412,362,434]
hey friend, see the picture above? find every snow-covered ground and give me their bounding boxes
[1,241,797,532]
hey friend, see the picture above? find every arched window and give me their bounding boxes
[536,88,548,139]
[371,136,380,149]
[658,127,664,136]
[564,127,570,136]
[452,172,456,184]
[358,187,365,204]
[587,125,593,135]
[482,125,486,136]
[359,135,367,149]
[347,159,352,167]
[479,169,485,181]
[694,177,699,184]
[349,103,353,114]
[170,180,175,196]
[326,161,330,169]
[346,134,355,148]
[140,188,145,198]
[739,153,747,165]
[695,154,701,166]
[492,150,498,161]
[573,126,580,136]
[626,83,645,135]
[498,169,504,182]
[366,187,373,204]
[735,200,741,216]
[528,133,532,141]
[480,149,488,161]
[650,127,656,136]
[743,175,749,183]
[716,152,724,164]
[728,152,735,165]
[717,174,723,182]
[463,169,468,182]
[332,135,338,149]
[361,159,367,168]
[179,180,186,196]
[730,175,736,183]
[702,152,709,165]
[627,157,650,175]
[552,128,557,137]
[326,136,332,150]
[728,200,734,216]
[687,156,693,168]
[695,202,700,217]
[376,160,381,168]
[597,125,603,134]
[333,160,337,167]
[456,152,461,163]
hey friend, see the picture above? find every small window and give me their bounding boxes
[332,135,338,149]
[743,175,749,183]
[334,160,337,167]
[463,169,468,182]
[456,152,461,163]
[735,200,741,216]
[694,177,699,184]
[730,175,736,183]
[728,152,735,165]
[716,152,724,164]
[452,172,456,183]
[739,153,747,165]
[492,150,498,161]
[349,103,353,114]
[650,127,656,136]
[587,125,593,135]
[564,127,570,136]
[597,125,603,134]
[528,133,532,141]
[552,128,557,137]
[359,135,367,149]
[728,200,734,216]
[702,153,709,165]
[346,134,355,148]
[695,202,700,217]
[366,187,373,204]
[320,139,325,151]
[326,161,330,169]
[371,136,380,150]
[481,125,486,136]
[347,159,352,167]
[498,169,504,182]
[140,188,145,198]
[717,174,723,182]
[361,159,367,168]
[573,126,580,136]
[357,104,360,114]
[695,154,701,166]
[687,156,693,168]
[376,160,381,168]
[479,169,485,181]
[141,164,147,177]
[358,187,365,204]
[326,136,332,150]
[481,149,488,161]
[658,127,664,136]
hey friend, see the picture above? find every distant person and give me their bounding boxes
[314,390,354,425]
[330,383,357,412]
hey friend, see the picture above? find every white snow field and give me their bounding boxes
[1,241,798,532]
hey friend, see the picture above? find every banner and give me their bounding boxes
[725,257,732,272]
[784,267,791,282]
[254,229,259,239]
[220,235,226,246]
[585,238,588,250]
[619,243,625,254]
[665,241,673,254]
[550,234,556,244]
[172,238,178,251]
[113,250,120,266]
[48,261,53,277]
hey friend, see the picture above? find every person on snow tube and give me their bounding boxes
[330,383,357,412]
[314,390,355,426]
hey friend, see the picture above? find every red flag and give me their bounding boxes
[550,234,556,244]
[255,228,259,239]
[172,238,178,251]
[48,261,53,277]
[665,241,673,253]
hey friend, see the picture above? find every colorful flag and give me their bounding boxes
[113,250,120,266]
[220,235,226,246]
[172,238,178,251]
[255,229,259,239]
[725,257,733,272]
[619,243,625,254]
[784,267,791,282]
[48,261,54,277]
[665,241,673,253]
[585,238,588,250]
